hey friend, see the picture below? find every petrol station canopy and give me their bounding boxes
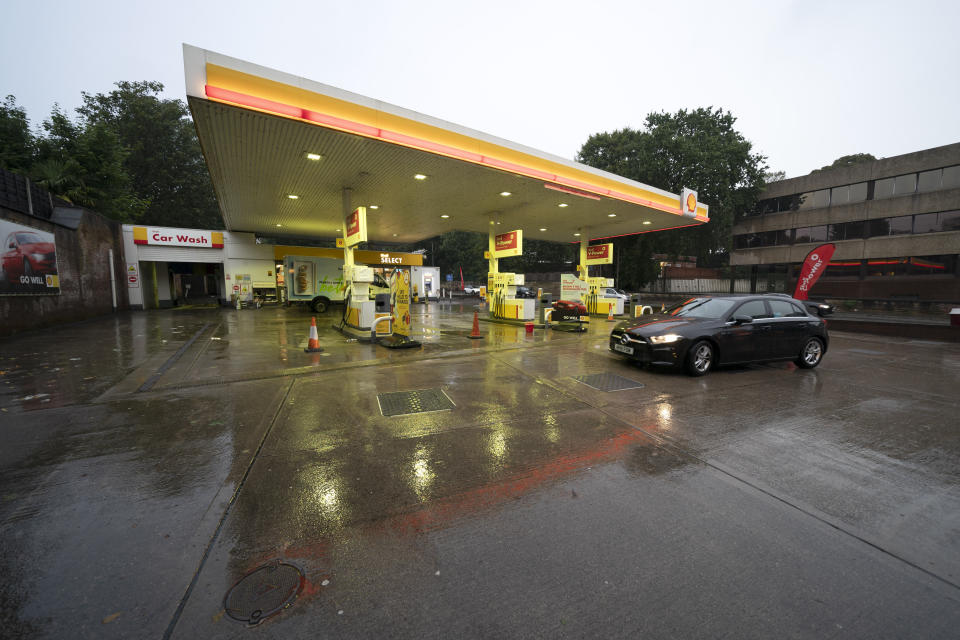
[183,45,709,246]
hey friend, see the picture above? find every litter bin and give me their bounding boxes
[630,294,643,317]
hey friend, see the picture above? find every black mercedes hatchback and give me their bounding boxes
[609,295,829,376]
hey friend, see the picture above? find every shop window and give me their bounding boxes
[894,173,917,196]
[874,177,895,199]
[906,256,950,275]
[913,212,939,234]
[849,182,868,202]
[917,169,942,192]
[942,165,960,190]
[825,261,860,278]
[888,215,913,235]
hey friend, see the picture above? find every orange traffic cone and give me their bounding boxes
[468,310,483,339]
[607,306,615,322]
[660,303,665,313]
[304,316,323,352]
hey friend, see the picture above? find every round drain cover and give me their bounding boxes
[224,561,304,626]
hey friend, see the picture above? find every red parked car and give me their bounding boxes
[2,230,57,278]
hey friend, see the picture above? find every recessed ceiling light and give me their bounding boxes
[573,232,581,237]
[643,220,651,225]
[336,228,341,233]
[305,153,322,161]
[287,194,299,199]
[500,191,512,197]
[440,214,450,218]
[607,213,617,217]
[393,233,398,237]
[539,228,547,231]
[369,205,379,210]
[558,203,568,208]
[276,223,282,227]
[414,174,428,180]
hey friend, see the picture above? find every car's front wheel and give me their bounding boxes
[685,340,714,376]
[796,337,824,369]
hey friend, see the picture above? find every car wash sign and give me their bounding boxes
[585,243,613,265]
[493,230,523,258]
[133,226,224,248]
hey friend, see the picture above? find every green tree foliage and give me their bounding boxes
[577,107,768,285]
[431,231,488,282]
[33,107,142,219]
[77,81,222,228]
[0,96,35,172]
[0,84,221,227]
[812,153,876,173]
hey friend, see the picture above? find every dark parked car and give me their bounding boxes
[609,295,829,376]
[764,292,834,316]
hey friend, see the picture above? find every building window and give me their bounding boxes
[943,165,960,190]
[849,182,868,202]
[866,219,890,237]
[918,169,942,192]
[941,210,960,231]
[888,215,913,235]
[894,173,917,196]
[824,261,861,278]
[795,225,828,243]
[831,185,849,206]
[874,177,895,199]
[913,212,939,234]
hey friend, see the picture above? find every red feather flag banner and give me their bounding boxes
[793,243,836,300]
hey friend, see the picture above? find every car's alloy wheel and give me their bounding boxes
[686,340,714,376]
[796,338,824,369]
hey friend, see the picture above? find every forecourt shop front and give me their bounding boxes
[183,45,709,333]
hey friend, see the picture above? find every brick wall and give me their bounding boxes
[0,205,129,337]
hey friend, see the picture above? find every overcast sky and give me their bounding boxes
[3,0,958,179]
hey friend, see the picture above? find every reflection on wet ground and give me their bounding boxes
[2,304,960,638]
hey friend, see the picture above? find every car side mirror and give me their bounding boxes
[732,315,752,325]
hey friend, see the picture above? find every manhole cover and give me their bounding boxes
[224,561,304,626]
[377,388,456,416]
[574,373,645,392]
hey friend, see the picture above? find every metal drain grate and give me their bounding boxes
[224,561,304,626]
[574,373,645,392]
[377,388,455,416]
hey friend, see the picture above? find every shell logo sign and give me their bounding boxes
[681,188,698,218]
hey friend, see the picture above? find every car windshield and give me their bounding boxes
[15,232,43,244]
[666,297,736,319]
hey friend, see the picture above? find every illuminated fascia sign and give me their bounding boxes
[493,230,523,258]
[134,226,224,248]
[204,83,710,222]
[353,250,424,266]
[345,207,367,247]
[585,243,614,265]
[680,188,698,219]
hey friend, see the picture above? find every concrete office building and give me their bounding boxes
[731,143,960,302]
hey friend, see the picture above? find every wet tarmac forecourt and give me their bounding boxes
[2,303,960,638]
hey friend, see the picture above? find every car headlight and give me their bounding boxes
[649,334,682,344]
[31,253,47,261]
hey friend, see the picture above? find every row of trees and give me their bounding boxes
[0,82,222,228]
